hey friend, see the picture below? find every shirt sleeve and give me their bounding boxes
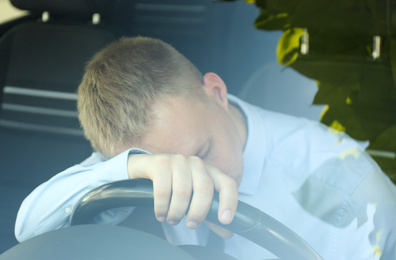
[14,148,148,242]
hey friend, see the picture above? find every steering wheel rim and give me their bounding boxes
[71,179,323,260]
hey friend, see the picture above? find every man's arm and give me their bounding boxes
[15,149,134,242]
[15,150,239,242]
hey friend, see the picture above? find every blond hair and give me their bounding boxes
[78,37,203,157]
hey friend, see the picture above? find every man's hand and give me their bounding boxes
[127,154,238,230]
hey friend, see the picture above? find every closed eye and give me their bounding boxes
[196,137,211,160]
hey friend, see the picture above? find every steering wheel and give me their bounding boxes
[70,179,323,260]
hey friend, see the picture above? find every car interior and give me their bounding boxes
[2,0,377,258]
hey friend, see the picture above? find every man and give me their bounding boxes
[15,37,396,259]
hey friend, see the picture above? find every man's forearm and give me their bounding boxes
[14,149,133,242]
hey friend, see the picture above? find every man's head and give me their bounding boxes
[78,36,246,183]
[78,37,204,158]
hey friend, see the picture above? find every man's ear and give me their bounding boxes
[202,72,228,108]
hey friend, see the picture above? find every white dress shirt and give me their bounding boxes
[15,95,396,260]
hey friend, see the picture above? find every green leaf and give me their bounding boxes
[277,28,305,65]
[254,10,290,31]
[390,37,396,88]
[313,81,356,106]
[350,100,396,141]
[321,104,368,141]
[369,126,396,153]
[368,126,396,183]
[359,62,395,102]
[291,58,363,87]
[245,0,396,184]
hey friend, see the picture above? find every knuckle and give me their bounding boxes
[172,187,191,199]
[152,154,172,167]
[173,153,187,161]
[196,182,214,196]
[222,175,238,189]
[189,155,204,165]
[155,186,171,198]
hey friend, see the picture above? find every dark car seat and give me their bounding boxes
[0,0,116,252]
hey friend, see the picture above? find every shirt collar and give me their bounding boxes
[228,95,267,195]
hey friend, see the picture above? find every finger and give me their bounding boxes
[206,165,238,225]
[166,155,192,225]
[127,154,173,222]
[151,168,172,223]
[185,157,214,229]
[205,221,234,239]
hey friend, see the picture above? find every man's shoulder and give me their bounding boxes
[80,152,106,166]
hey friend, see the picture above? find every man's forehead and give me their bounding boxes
[138,96,207,155]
